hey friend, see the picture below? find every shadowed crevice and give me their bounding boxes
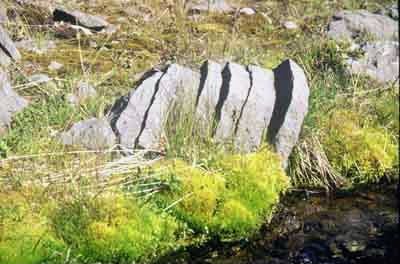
[212,63,231,136]
[195,61,209,107]
[267,60,294,143]
[0,44,13,60]
[134,67,169,148]
[234,65,253,135]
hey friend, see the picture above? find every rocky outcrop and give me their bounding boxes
[53,7,109,32]
[0,25,21,66]
[327,10,398,42]
[107,60,309,165]
[346,41,399,83]
[0,70,28,135]
[59,118,116,150]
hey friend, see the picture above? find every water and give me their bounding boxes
[159,184,399,264]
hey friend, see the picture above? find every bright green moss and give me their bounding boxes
[321,110,398,184]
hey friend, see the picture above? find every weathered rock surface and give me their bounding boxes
[136,64,200,149]
[0,25,21,66]
[53,7,109,31]
[327,10,398,42]
[60,118,116,150]
[109,60,309,164]
[346,41,399,83]
[188,0,233,14]
[214,62,251,143]
[195,60,223,134]
[267,59,309,167]
[76,81,97,101]
[0,70,28,135]
[235,65,275,152]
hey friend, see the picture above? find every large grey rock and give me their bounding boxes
[267,59,309,167]
[327,10,398,42]
[0,25,21,66]
[346,41,399,83]
[136,64,200,149]
[234,65,275,152]
[112,70,164,150]
[0,71,28,135]
[188,0,233,14]
[195,60,223,135]
[60,118,116,150]
[214,62,251,143]
[53,7,109,31]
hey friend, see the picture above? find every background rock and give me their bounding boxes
[53,7,109,31]
[0,25,21,66]
[188,0,233,14]
[59,118,116,150]
[0,70,28,135]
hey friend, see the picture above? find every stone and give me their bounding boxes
[327,10,398,42]
[188,0,233,14]
[53,7,109,31]
[239,7,256,16]
[0,3,7,24]
[346,41,399,83]
[214,62,251,143]
[195,60,223,135]
[283,21,298,30]
[59,118,116,150]
[267,59,309,167]
[136,64,200,149]
[48,61,63,71]
[378,4,399,20]
[111,70,164,151]
[15,39,56,55]
[76,81,97,101]
[234,65,275,152]
[27,74,52,85]
[0,70,28,135]
[0,25,21,66]
[66,93,79,106]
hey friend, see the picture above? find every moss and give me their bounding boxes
[321,110,398,184]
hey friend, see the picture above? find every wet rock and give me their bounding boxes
[136,64,200,149]
[188,0,233,14]
[76,81,97,101]
[0,25,21,66]
[283,21,298,30]
[239,7,256,16]
[15,38,56,55]
[195,60,223,135]
[0,70,28,135]
[267,59,309,167]
[214,62,251,143]
[235,65,275,152]
[48,61,63,71]
[60,118,116,150]
[346,41,399,83]
[53,7,109,31]
[327,10,398,42]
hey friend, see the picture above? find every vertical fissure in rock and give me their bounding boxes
[267,60,294,143]
[234,65,253,135]
[212,63,231,136]
[134,68,169,148]
[195,61,209,107]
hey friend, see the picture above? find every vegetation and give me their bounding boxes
[0,0,398,263]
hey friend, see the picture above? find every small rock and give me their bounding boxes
[346,41,399,83]
[76,81,97,101]
[283,21,298,30]
[48,61,63,71]
[327,10,398,42]
[0,25,21,66]
[15,39,56,55]
[0,70,28,135]
[239,7,256,16]
[27,74,51,85]
[53,7,109,31]
[59,118,116,150]
[66,93,79,106]
[188,0,233,14]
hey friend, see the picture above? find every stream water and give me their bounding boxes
[159,184,399,264]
